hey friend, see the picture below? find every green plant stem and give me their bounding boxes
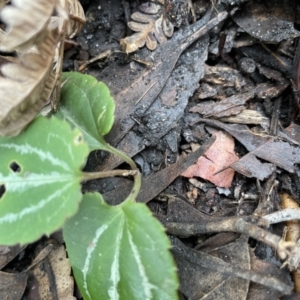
[82,169,138,181]
[104,143,142,202]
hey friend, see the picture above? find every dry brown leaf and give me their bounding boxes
[182,131,239,188]
[0,271,28,300]
[0,0,9,10]
[0,0,57,52]
[51,0,85,39]
[120,2,174,53]
[233,1,300,43]
[26,243,75,300]
[0,0,85,128]
[65,0,86,38]
[48,0,85,110]
[0,30,57,136]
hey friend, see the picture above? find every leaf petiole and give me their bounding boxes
[104,143,142,202]
[81,169,138,181]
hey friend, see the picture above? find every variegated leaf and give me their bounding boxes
[0,116,89,245]
[63,193,179,300]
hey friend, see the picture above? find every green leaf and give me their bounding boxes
[0,116,89,245]
[57,72,115,151]
[63,193,179,300]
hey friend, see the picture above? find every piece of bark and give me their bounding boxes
[191,91,253,118]
[220,109,269,126]
[203,64,246,90]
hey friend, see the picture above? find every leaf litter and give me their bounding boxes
[4,0,300,298]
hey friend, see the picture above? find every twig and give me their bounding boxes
[164,216,295,260]
[263,208,300,225]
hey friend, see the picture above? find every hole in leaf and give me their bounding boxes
[74,134,83,144]
[9,162,21,172]
[0,185,5,199]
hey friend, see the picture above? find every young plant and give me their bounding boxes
[0,72,179,299]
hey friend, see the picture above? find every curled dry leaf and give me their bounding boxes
[54,0,85,39]
[0,0,57,52]
[65,0,86,38]
[120,1,174,53]
[48,0,85,110]
[0,30,57,136]
[0,0,86,126]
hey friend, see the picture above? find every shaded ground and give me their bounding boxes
[3,0,300,299]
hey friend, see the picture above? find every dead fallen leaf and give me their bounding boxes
[171,235,292,297]
[0,271,27,300]
[0,0,57,52]
[120,1,174,53]
[0,245,27,269]
[251,139,300,173]
[284,123,300,143]
[231,153,275,181]
[174,236,250,300]
[233,2,300,43]
[196,119,300,175]
[182,130,238,188]
[25,243,75,300]
[248,248,292,300]
[99,11,229,170]
[0,30,57,136]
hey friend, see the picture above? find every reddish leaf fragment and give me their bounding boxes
[182,131,239,188]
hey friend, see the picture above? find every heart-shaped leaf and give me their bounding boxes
[0,116,89,245]
[57,72,115,151]
[63,193,179,300]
